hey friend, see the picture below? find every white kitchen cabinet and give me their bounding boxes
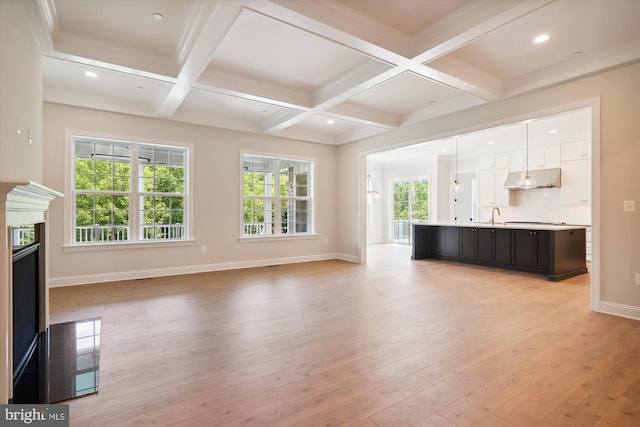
[510,146,561,172]
[478,168,509,206]
[479,152,509,170]
[529,145,561,169]
[561,159,590,204]
[561,141,591,161]
[509,150,525,172]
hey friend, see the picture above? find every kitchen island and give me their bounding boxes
[412,222,588,281]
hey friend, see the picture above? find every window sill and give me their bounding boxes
[63,239,196,252]
[239,234,318,243]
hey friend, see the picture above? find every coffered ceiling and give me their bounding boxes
[25,0,640,145]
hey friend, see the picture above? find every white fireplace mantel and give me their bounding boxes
[1,180,63,226]
[1,179,63,403]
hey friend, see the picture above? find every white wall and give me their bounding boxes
[338,62,640,318]
[0,1,42,182]
[43,103,339,285]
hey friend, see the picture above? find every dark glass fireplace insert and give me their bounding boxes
[12,243,44,403]
[11,231,100,404]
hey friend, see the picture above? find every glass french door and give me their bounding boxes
[392,178,429,244]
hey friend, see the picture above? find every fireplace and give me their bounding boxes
[11,239,45,403]
[1,180,62,404]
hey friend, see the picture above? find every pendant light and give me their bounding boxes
[518,122,537,189]
[450,136,464,193]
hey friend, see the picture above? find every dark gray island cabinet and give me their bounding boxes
[412,223,588,281]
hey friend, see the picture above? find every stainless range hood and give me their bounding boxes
[503,168,561,190]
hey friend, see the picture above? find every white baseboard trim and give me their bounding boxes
[335,253,360,263]
[49,253,347,287]
[598,300,640,321]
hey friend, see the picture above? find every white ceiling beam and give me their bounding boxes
[43,52,178,85]
[260,67,402,133]
[411,0,556,62]
[246,0,411,67]
[53,32,180,78]
[249,0,557,134]
[43,86,160,118]
[407,64,501,101]
[401,95,487,127]
[171,108,263,135]
[195,68,313,110]
[327,102,398,129]
[335,126,389,145]
[405,0,557,101]
[420,55,504,101]
[272,127,340,145]
[259,61,398,133]
[259,108,309,133]
[155,0,242,118]
[267,0,412,56]
[176,0,221,67]
[504,37,640,97]
[313,61,393,106]
[117,0,551,134]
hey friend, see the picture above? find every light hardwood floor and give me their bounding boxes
[49,244,640,426]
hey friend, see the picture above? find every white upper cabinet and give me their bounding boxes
[478,168,509,206]
[510,145,560,171]
[561,159,591,204]
[560,141,591,205]
[509,150,525,172]
[561,141,591,161]
[528,145,561,170]
[479,152,509,170]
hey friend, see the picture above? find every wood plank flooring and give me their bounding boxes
[49,244,640,426]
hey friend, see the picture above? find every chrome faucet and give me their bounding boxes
[491,206,501,225]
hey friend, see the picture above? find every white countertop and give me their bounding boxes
[413,222,589,231]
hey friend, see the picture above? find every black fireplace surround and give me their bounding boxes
[12,239,100,404]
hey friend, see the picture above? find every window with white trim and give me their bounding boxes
[242,154,314,237]
[72,136,189,244]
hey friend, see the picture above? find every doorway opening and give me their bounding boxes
[363,103,597,311]
[392,178,429,245]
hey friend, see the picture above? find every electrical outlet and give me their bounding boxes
[636,273,640,286]
[201,245,207,253]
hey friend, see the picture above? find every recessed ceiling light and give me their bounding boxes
[549,129,557,134]
[534,34,550,44]
[327,119,334,125]
[488,140,495,145]
[152,13,164,21]
[84,71,98,78]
